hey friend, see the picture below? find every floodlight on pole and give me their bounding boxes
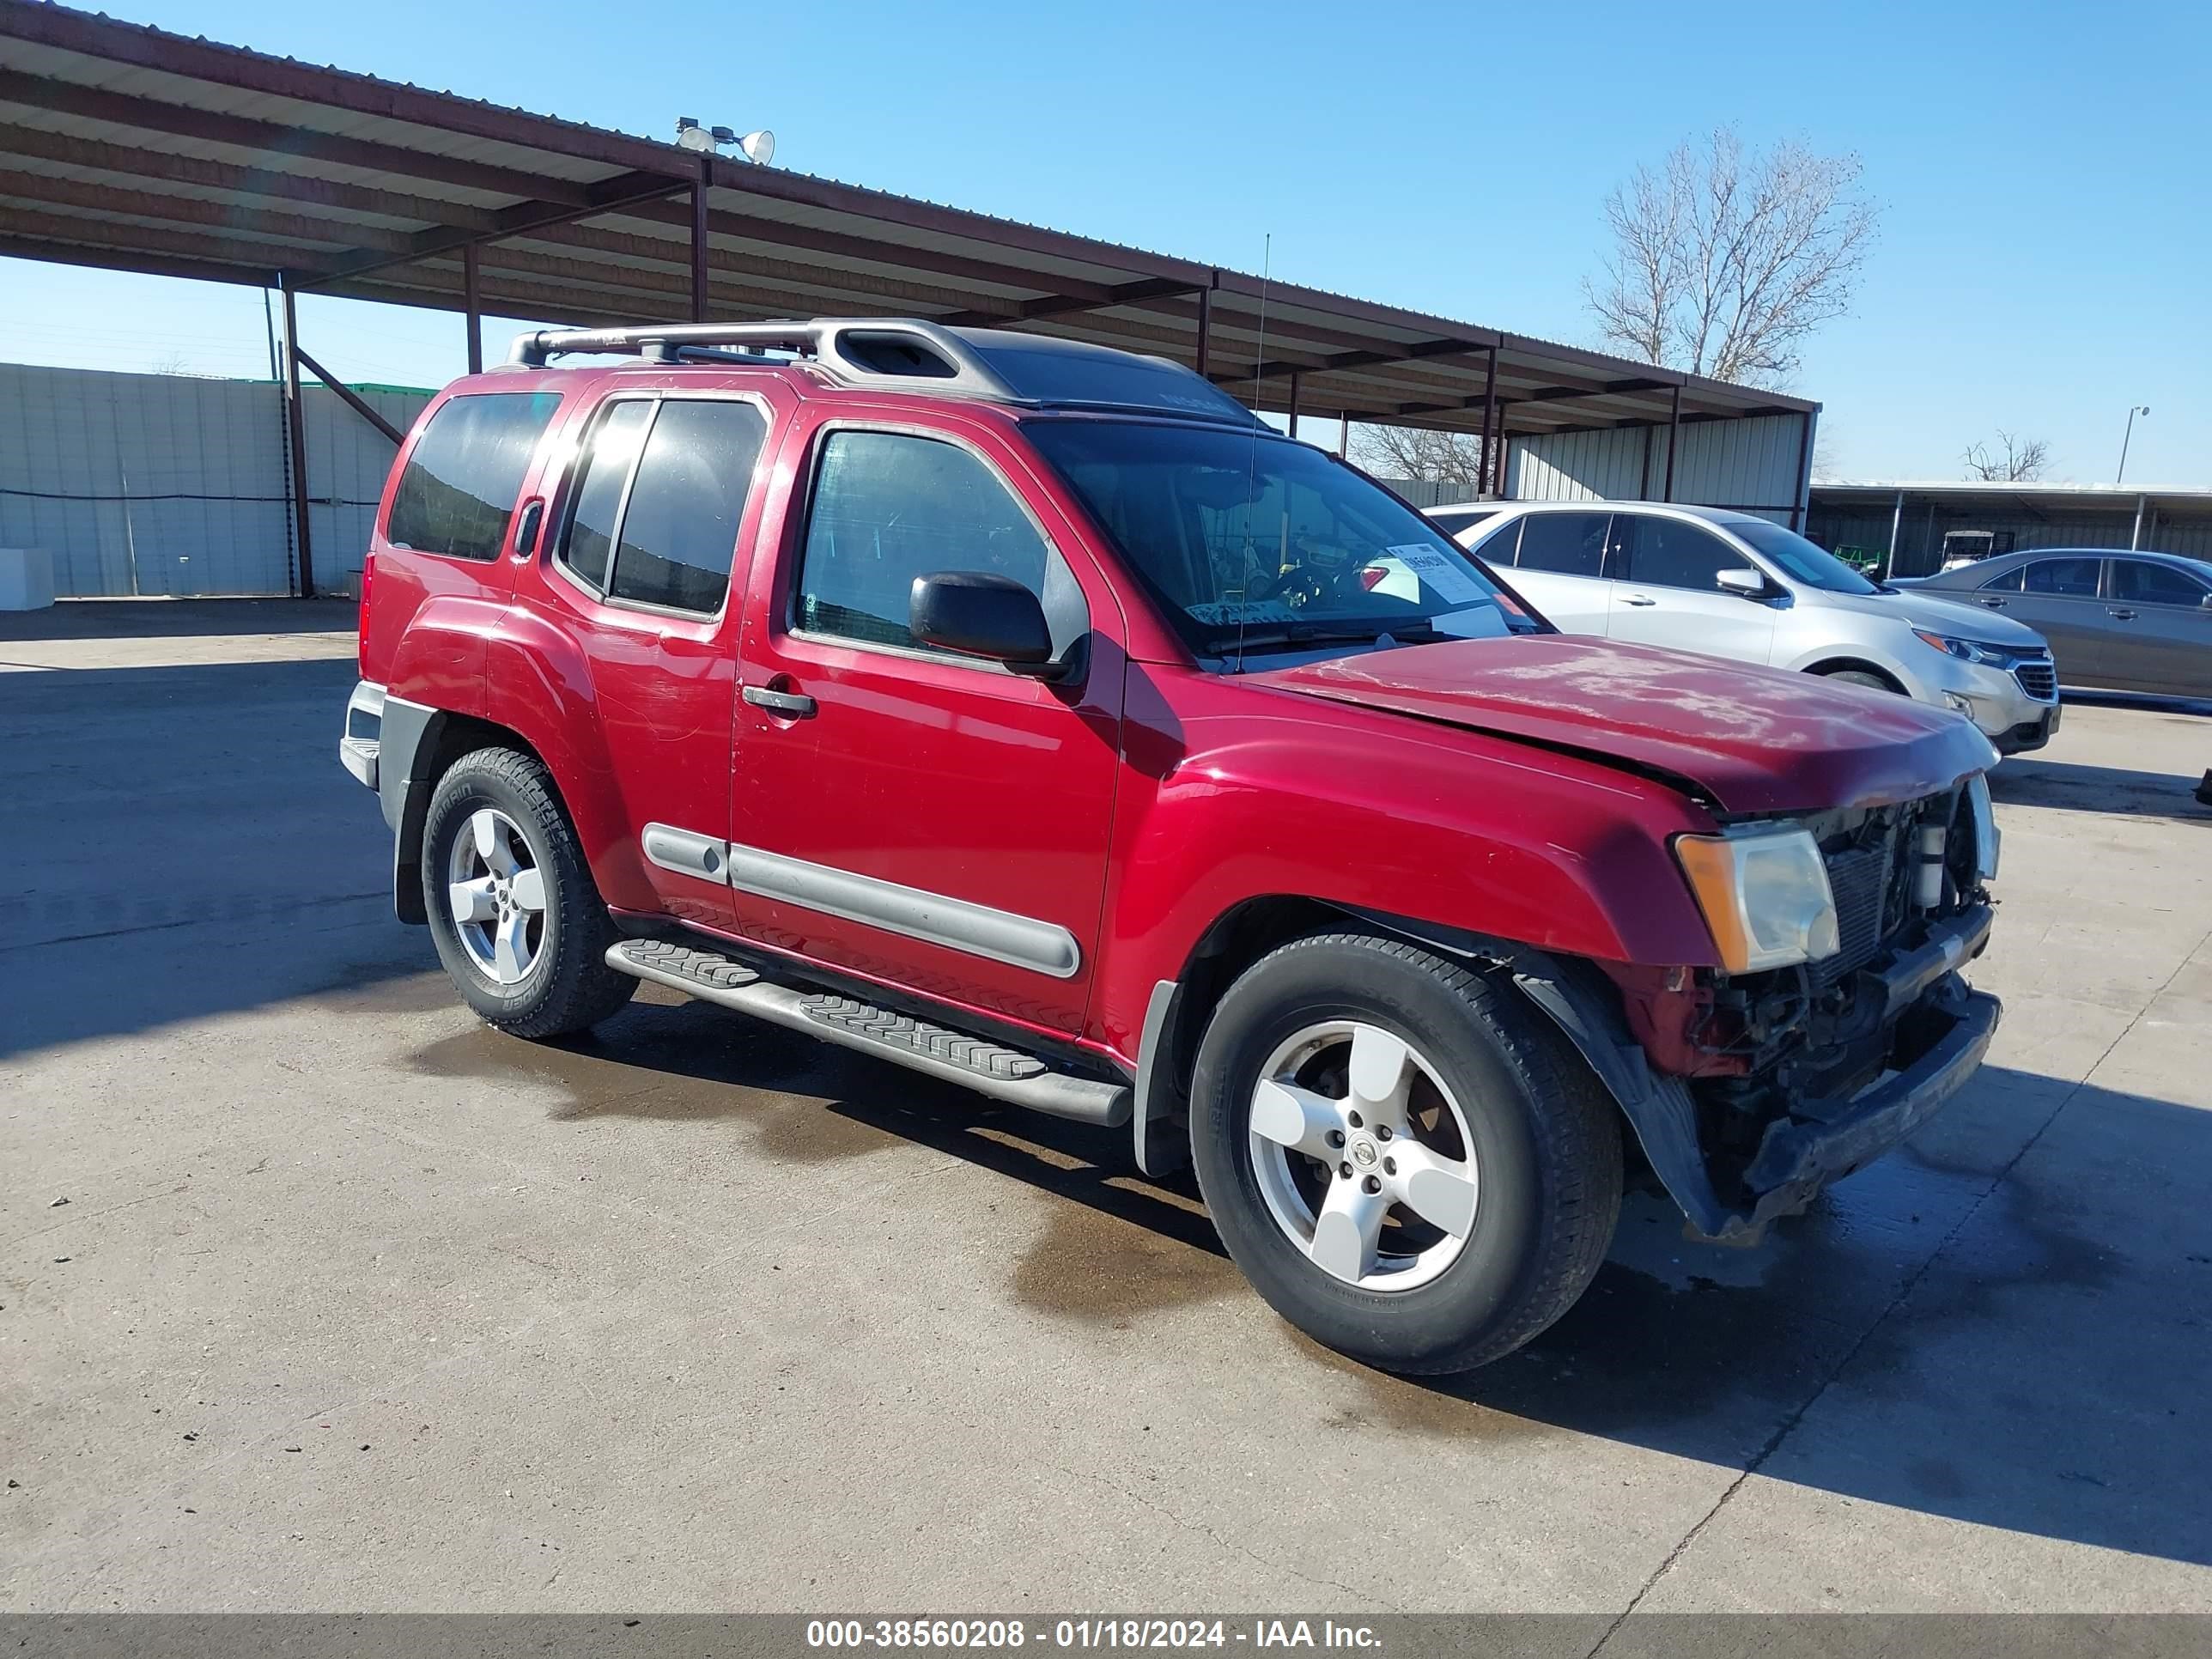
[676,118,775,164]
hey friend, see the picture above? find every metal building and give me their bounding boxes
[1808,482,2212,578]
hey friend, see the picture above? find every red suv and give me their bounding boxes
[342,318,2002,1373]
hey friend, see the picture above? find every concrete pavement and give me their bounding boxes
[3,602,2208,1615]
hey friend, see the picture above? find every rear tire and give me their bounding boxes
[1188,932,1620,1374]
[421,747,635,1039]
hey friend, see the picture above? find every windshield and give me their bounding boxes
[1732,520,1881,595]
[1026,419,1532,657]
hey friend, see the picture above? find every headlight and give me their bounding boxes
[1967,773,2001,880]
[1674,823,1840,974]
[1913,629,2019,668]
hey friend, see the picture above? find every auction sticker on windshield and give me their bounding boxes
[1384,544,1489,605]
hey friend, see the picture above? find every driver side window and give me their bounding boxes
[794,429,1085,657]
[1614,515,1755,591]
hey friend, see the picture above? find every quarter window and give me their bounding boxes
[1614,515,1756,591]
[2109,559,2210,606]
[2021,557,2101,597]
[1512,512,1611,578]
[1978,565,2026,592]
[796,430,1076,655]
[385,392,562,561]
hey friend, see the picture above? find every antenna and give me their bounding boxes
[1231,234,1273,675]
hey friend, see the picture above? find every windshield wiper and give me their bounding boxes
[1199,621,1409,656]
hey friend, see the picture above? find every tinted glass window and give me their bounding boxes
[1027,420,1523,655]
[1428,507,1498,538]
[1731,520,1881,594]
[2022,557,2101,597]
[557,401,653,591]
[797,431,1058,653]
[1514,513,1611,578]
[1617,515,1755,590]
[2110,559,2211,606]
[386,392,561,561]
[1978,565,2026,592]
[607,401,768,614]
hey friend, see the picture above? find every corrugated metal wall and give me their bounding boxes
[1507,411,1810,523]
[1808,494,2212,577]
[0,362,428,597]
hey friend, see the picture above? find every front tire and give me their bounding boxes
[1188,933,1620,1374]
[1819,666,1900,693]
[421,747,635,1039]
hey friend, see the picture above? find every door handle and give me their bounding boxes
[1622,595,1657,607]
[743,684,817,718]
[2106,608,2137,621]
[1978,597,2008,608]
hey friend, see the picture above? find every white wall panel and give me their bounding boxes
[1509,411,1812,518]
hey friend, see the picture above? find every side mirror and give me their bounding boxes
[909,571,1060,677]
[1716,567,1767,599]
[2200,592,2212,611]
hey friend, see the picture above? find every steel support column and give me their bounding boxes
[1285,371,1301,439]
[1662,384,1682,501]
[1338,412,1349,459]
[690,173,710,322]
[1194,285,1212,378]
[1639,425,1656,499]
[1790,410,1814,530]
[1479,345,1498,496]
[1886,489,1905,580]
[278,280,313,598]
[462,241,483,374]
[2131,493,2147,550]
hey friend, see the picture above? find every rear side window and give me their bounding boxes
[1615,515,1756,591]
[795,430,1063,653]
[386,392,562,561]
[556,398,766,614]
[1428,507,1497,538]
[2022,557,2101,597]
[2110,559,2209,606]
[1978,565,2026,592]
[1514,512,1610,578]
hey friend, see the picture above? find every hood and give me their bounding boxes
[1244,635,1995,816]
[1809,586,2049,648]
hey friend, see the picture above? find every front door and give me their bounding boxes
[728,416,1123,1036]
[1989,556,2109,686]
[1603,513,1778,665]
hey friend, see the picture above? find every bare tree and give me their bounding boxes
[1584,128,1879,386]
[1962,432,2051,482]
[1349,424,1487,489]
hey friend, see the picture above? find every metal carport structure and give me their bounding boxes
[0,0,1819,594]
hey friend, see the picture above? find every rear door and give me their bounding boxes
[2103,558,2212,696]
[1603,513,1778,665]
[526,387,779,927]
[726,410,1124,1036]
[1988,556,2108,684]
[1487,509,1613,634]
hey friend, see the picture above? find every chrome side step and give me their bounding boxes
[605,939,1131,1128]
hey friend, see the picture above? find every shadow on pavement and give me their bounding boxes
[0,597,356,643]
[1990,756,2211,820]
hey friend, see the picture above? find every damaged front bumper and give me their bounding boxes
[1510,906,2002,1247]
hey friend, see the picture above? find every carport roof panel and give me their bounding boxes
[0,0,1816,434]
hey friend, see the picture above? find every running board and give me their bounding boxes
[605,939,1131,1128]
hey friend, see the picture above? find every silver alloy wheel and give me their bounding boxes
[445,807,548,986]
[1248,1020,1480,1293]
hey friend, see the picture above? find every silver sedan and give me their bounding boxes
[1893,548,2212,699]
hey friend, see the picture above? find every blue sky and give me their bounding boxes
[4,0,2207,484]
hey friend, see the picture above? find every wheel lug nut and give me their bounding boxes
[1347,1110,1364,1129]
[1376,1124,1392,1140]
[1326,1130,1345,1148]
[1383,1157,1396,1176]
[1339,1162,1353,1180]
[1361,1176,1382,1194]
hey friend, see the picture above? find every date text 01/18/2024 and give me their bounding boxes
[804,1620,1384,1650]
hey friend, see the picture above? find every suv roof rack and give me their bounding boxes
[505,317,1262,428]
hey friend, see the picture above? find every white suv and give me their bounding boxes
[1430,501,2062,755]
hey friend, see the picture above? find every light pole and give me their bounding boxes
[2117,404,2149,483]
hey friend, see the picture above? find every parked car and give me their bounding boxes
[1425,501,2061,755]
[1890,548,2212,699]
[343,319,2002,1374]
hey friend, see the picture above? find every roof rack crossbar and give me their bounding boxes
[507,317,1021,400]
